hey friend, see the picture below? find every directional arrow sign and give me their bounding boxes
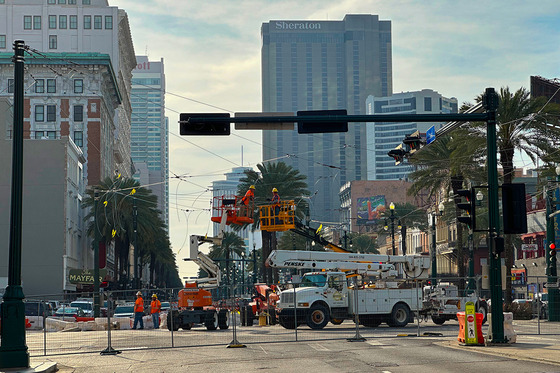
[426,125,436,145]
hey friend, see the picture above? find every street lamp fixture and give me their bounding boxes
[476,190,484,201]
[384,201,399,255]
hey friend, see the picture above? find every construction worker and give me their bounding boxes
[271,188,281,224]
[133,291,144,329]
[239,185,255,217]
[150,294,162,329]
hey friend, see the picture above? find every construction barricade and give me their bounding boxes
[457,302,484,346]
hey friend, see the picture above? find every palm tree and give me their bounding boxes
[208,232,246,290]
[470,87,560,303]
[347,233,379,254]
[83,176,164,288]
[407,129,486,286]
[236,162,310,283]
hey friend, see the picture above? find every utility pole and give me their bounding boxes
[483,87,505,343]
[133,198,138,290]
[0,40,30,370]
[93,189,100,318]
[546,173,559,321]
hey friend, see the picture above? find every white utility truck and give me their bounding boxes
[266,250,486,329]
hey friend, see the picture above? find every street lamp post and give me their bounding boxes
[431,202,445,285]
[384,202,400,255]
[241,251,246,296]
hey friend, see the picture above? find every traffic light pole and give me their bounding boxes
[483,88,505,343]
[0,40,30,370]
[546,178,559,320]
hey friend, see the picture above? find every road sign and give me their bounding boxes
[234,112,295,130]
[426,126,436,145]
[544,282,559,289]
[521,244,538,252]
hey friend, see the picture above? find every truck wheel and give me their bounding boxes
[167,311,180,331]
[218,309,230,330]
[306,304,329,330]
[431,315,446,325]
[182,323,192,330]
[279,315,296,329]
[388,303,410,327]
[477,302,488,324]
[205,311,218,330]
[331,318,344,325]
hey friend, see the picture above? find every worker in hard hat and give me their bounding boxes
[150,294,162,329]
[239,185,255,217]
[132,291,144,329]
[271,188,281,224]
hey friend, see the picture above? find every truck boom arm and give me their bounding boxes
[266,250,430,279]
[183,235,222,288]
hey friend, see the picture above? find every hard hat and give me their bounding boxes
[250,185,255,189]
[152,294,157,299]
[272,188,278,193]
[136,291,142,296]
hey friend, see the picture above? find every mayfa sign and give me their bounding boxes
[68,269,107,285]
[275,21,322,30]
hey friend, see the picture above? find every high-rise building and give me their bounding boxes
[366,89,458,180]
[261,15,392,224]
[131,56,169,229]
[0,0,136,294]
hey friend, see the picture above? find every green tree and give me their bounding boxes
[236,162,310,283]
[470,87,560,303]
[278,231,313,251]
[347,233,379,254]
[82,176,179,288]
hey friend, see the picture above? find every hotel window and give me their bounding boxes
[46,105,56,122]
[74,131,83,147]
[24,16,32,30]
[49,15,56,29]
[47,79,56,93]
[0,35,5,49]
[69,15,77,29]
[83,15,91,29]
[94,15,102,29]
[74,79,83,93]
[424,97,432,112]
[73,105,83,122]
[47,0,56,3]
[58,0,66,3]
[47,131,56,139]
[68,0,77,3]
[35,79,45,93]
[49,35,57,49]
[59,15,67,29]
[82,0,90,4]
[105,16,112,29]
[33,16,42,30]
[35,131,45,139]
[35,105,45,122]
[8,79,14,93]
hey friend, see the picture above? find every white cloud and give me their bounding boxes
[110,0,560,279]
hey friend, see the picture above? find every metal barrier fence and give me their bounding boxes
[2,275,560,356]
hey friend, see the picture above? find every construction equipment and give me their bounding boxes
[211,195,255,226]
[266,250,486,329]
[167,234,230,331]
[240,284,280,326]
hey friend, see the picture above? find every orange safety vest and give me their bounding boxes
[134,297,144,313]
[272,193,280,204]
[150,299,161,314]
[241,189,254,205]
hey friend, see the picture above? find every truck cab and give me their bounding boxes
[277,272,348,329]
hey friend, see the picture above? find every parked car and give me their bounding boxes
[160,302,171,312]
[51,307,94,322]
[70,300,94,317]
[25,301,53,317]
[113,304,135,318]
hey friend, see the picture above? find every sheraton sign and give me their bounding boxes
[275,21,322,30]
[68,269,107,284]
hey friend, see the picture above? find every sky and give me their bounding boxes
[110,0,560,280]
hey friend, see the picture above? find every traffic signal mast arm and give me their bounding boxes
[266,250,431,279]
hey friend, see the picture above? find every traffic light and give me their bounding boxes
[388,145,407,165]
[402,131,423,154]
[455,188,475,229]
[493,236,505,256]
[550,243,557,258]
[179,113,231,135]
[297,109,348,133]
[550,243,557,276]
[502,183,528,234]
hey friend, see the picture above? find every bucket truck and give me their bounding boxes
[266,250,486,329]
